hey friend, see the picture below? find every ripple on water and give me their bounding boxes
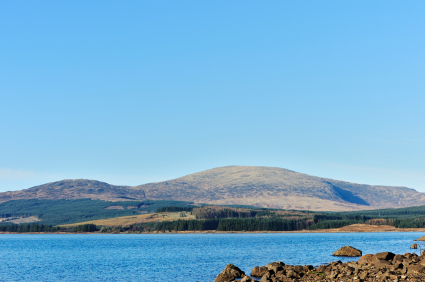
[0,232,424,282]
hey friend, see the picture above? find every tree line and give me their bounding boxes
[70,224,97,232]
[0,223,60,233]
[307,220,364,230]
[156,206,193,213]
[192,207,274,220]
[313,214,371,223]
[155,218,314,232]
[341,205,425,219]
[0,223,99,233]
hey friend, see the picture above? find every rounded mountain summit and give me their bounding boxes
[2,166,425,211]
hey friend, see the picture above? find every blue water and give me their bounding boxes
[0,232,424,281]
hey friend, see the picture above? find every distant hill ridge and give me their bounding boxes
[1,166,424,211]
[0,179,145,202]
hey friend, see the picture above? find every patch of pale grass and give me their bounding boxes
[60,212,195,227]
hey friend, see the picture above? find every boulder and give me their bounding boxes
[391,262,404,271]
[407,264,425,275]
[286,269,297,279]
[251,266,268,278]
[329,270,339,279]
[346,262,357,268]
[332,246,362,257]
[373,252,395,262]
[240,276,254,282]
[260,270,273,282]
[215,264,245,282]
[274,270,286,280]
[303,265,314,272]
[371,252,395,270]
[392,254,405,264]
[265,261,285,273]
[374,259,392,269]
[405,252,419,258]
[293,265,303,273]
[330,260,342,265]
[259,276,270,282]
[359,271,368,280]
[415,236,425,241]
[316,264,330,274]
[411,243,418,249]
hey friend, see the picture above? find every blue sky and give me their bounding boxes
[1,1,424,192]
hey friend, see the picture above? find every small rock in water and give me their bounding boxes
[332,246,362,257]
[411,243,418,249]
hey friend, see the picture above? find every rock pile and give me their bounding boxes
[215,252,425,282]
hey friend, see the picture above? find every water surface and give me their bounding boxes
[1,232,424,281]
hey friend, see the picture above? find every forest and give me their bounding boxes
[0,223,60,233]
[0,198,195,226]
[153,204,425,232]
[155,218,313,232]
[3,201,425,233]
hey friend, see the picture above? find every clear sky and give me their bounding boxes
[1,1,424,193]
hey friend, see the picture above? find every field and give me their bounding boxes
[60,211,196,227]
[0,216,40,224]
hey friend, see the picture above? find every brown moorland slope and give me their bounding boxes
[59,212,196,228]
[1,166,425,211]
[137,166,425,211]
[0,179,146,203]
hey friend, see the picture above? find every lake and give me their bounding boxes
[1,232,424,281]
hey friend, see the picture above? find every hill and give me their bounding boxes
[1,166,425,211]
[0,179,146,202]
[137,166,425,211]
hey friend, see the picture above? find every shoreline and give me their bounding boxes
[216,251,425,282]
[2,224,425,235]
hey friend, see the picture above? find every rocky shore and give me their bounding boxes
[215,251,425,282]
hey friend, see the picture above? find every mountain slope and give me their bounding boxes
[0,179,145,202]
[137,166,425,211]
[1,166,424,211]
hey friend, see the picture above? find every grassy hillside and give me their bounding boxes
[60,212,196,227]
